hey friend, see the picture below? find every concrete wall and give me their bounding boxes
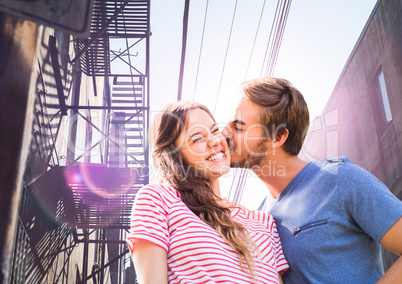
[302,0,402,195]
[300,0,402,271]
[0,12,38,283]
[5,20,113,282]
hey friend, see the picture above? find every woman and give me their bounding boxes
[126,101,288,283]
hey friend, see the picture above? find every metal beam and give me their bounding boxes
[82,229,89,284]
[76,239,127,244]
[71,0,130,63]
[67,105,148,111]
[86,249,129,281]
[49,36,68,115]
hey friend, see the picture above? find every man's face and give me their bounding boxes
[223,97,270,169]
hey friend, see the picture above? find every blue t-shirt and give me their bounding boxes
[259,157,402,284]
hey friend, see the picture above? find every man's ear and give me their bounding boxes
[272,128,289,148]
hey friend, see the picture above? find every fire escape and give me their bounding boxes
[69,1,151,282]
[10,1,150,283]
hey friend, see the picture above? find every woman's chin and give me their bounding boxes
[208,168,230,179]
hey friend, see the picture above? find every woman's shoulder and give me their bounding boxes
[235,205,275,227]
[138,183,180,201]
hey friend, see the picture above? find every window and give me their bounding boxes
[369,68,393,138]
[378,71,392,122]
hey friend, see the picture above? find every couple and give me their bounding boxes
[126,77,402,283]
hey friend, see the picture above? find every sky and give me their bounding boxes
[147,0,379,208]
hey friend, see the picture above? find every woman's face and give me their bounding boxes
[175,108,231,180]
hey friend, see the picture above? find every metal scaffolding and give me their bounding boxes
[10,1,151,283]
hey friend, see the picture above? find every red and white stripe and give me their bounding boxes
[126,184,289,284]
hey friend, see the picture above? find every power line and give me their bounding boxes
[177,0,191,101]
[232,0,292,205]
[227,167,238,200]
[213,0,239,115]
[269,0,292,76]
[260,0,282,77]
[244,0,267,80]
[173,0,292,205]
[265,0,292,76]
[230,0,268,201]
[192,0,210,101]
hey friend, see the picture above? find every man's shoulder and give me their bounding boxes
[312,156,348,170]
[311,157,389,197]
[296,157,375,197]
[310,156,367,177]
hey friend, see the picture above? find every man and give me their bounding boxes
[222,76,402,283]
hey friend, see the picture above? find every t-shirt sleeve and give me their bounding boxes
[125,185,170,255]
[266,214,290,274]
[342,162,402,243]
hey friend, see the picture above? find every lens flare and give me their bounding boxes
[62,164,143,228]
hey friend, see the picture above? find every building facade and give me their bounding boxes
[301,0,402,270]
[1,1,151,283]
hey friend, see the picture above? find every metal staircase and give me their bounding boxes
[69,1,151,282]
[11,1,151,283]
[72,1,151,282]
[109,75,148,169]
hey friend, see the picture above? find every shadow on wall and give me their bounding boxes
[9,28,76,283]
[11,182,76,283]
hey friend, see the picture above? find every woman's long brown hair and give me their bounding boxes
[151,101,257,275]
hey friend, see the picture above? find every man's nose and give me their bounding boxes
[221,125,232,145]
[222,125,230,138]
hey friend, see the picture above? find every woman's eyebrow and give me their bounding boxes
[188,123,218,139]
[188,131,203,139]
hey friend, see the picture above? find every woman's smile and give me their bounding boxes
[206,150,225,162]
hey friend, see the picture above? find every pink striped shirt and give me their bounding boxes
[126,184,289,283]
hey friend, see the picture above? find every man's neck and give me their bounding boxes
[253,154,308,198]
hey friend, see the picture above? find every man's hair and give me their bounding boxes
[241,77,310,155]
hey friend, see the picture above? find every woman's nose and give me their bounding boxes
[208,134,221,148]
